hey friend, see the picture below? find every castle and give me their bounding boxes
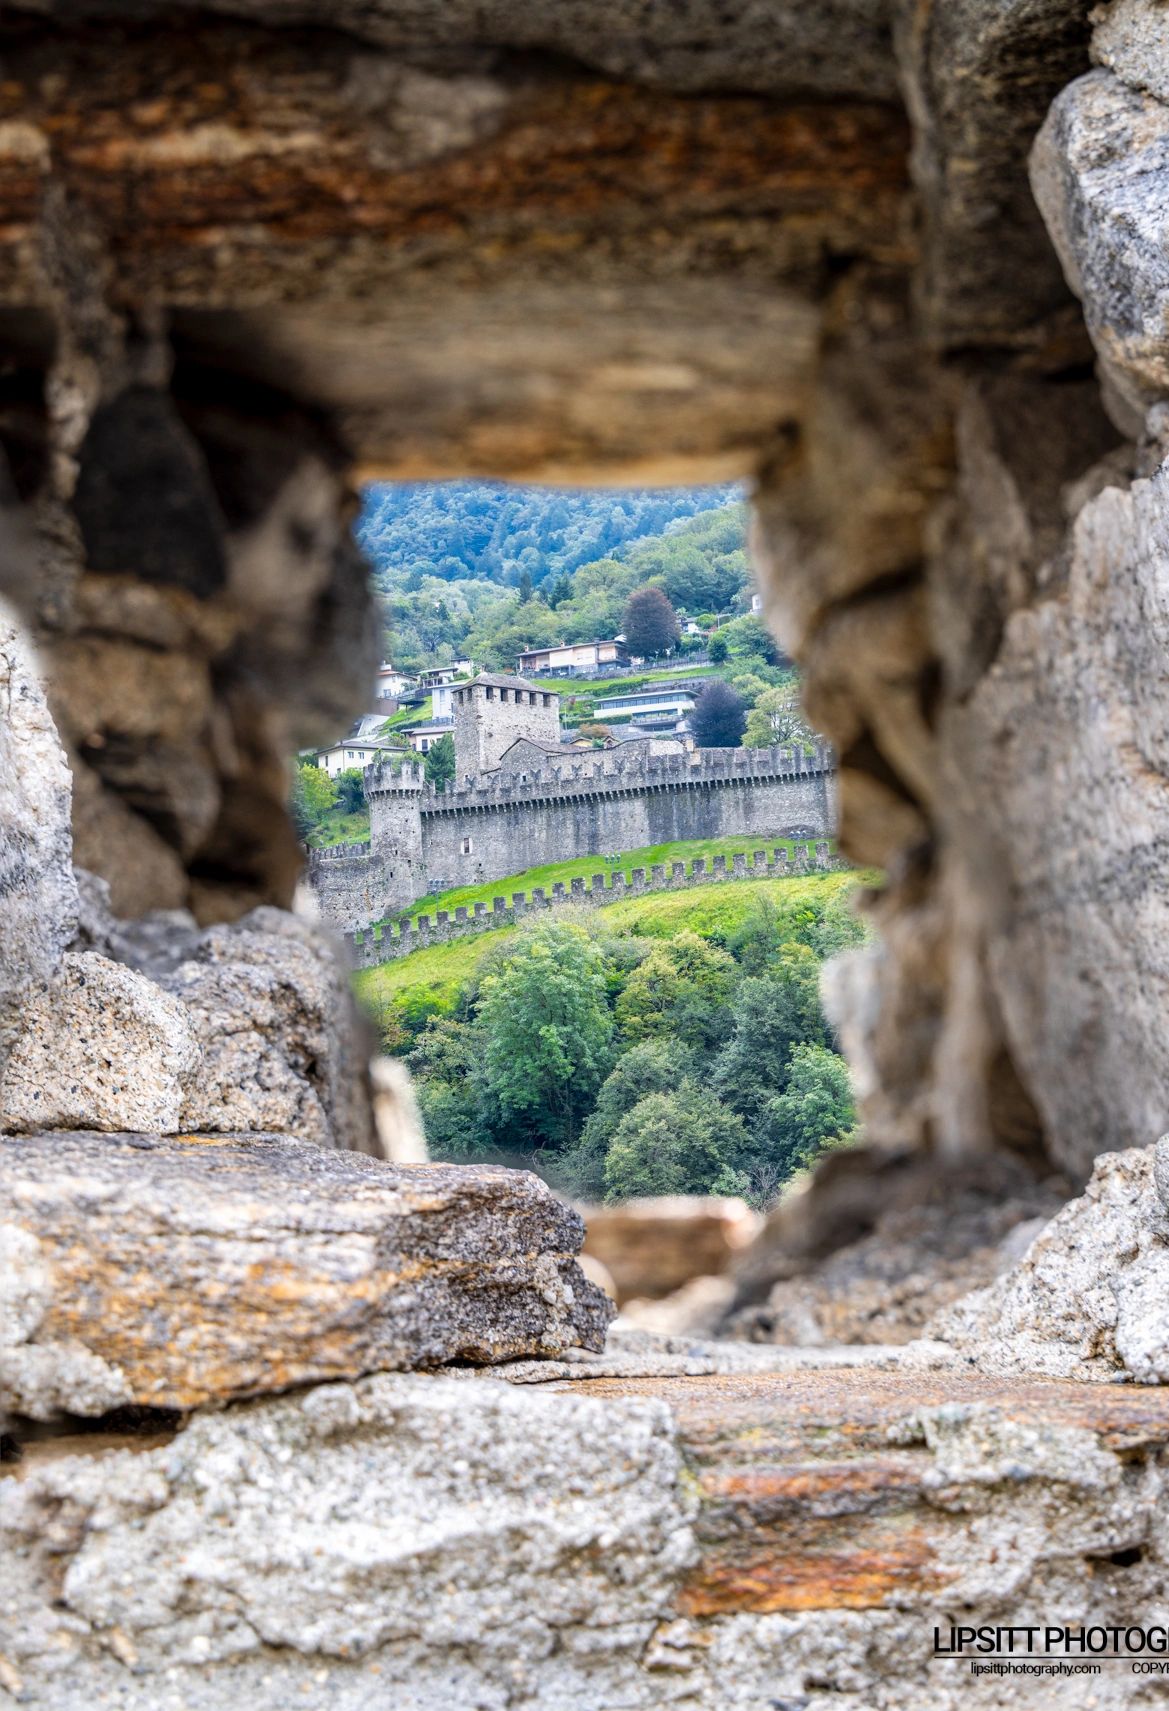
[309,672,837,934]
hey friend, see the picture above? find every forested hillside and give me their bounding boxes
[358,481,740,587]
[356,874,865,1207]
[356,482,751,673]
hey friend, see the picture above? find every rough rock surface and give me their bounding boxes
[5,1361,1169,1709]
[1032,67,1169,423]
[0,605,78,1069]
[934,1141,1169,1382]
[581,1197,761,1305]
[721,1149,1064,1346]
[0,1131,612,1417]
[158,907,377,1154]
[67,879,379,1153]
[0,952,200,1135]
[948,459,1169,1177]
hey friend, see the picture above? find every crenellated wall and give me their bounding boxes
[352,841,842,967]
[309,744,837,932]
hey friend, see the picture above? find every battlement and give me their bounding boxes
[364,759,426,796]
[351,840,846,967]
[363,741,833,815]
[311,741,837,934]
[308,840,372,864]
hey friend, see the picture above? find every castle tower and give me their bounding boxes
[453,673,561,779]
[364,759,426,914]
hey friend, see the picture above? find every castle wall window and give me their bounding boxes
[486,686,495,700]
[460,836,473,854]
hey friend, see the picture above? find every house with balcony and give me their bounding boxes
[516,639,630,676]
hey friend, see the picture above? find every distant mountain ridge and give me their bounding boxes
[357,480,742,590]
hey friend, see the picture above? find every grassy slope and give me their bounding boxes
[354,870,863,1016]
[530,663,719,696]
[383,834,834,927]
[306,807,371,849]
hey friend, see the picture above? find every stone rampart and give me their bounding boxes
[311,743,838,932]
[352,840,846,968]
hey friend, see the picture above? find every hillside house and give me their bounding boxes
[403,719,455,755]
[419,661,475,689]
[375,663,416,699]
[314,733,401,777]
[516,639,630,676]
[591,683,699,726]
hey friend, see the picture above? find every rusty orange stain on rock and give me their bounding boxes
[679,1536,950,1615]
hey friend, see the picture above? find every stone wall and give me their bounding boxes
[309,744,836,931]
[354,841,841,966]
[453,679,560,777]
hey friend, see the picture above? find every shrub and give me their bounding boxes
[603,1085,751,1202]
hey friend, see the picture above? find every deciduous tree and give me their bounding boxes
[603,1086,751,1201]
[291,762,336,837]
[623,585,680,657]
[476,923,614,1151]
[690,679,747,747]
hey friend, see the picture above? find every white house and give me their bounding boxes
[430,681,456,721]
[419,661,475,689]
[374,663,416,699]
[402,720,455,756]
[314,733,401,778]
[516,639,630,675]
[592,684,697,724]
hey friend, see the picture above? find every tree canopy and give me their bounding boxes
[623,585,681,657]
[379,879,866,1207]
[690,680,747,747]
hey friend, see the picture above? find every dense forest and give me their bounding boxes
[358,480,741,587]
[357,481,754,673]
[360,879,863,1208]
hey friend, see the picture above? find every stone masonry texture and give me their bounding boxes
[312,745,836,931]
[6,1358,1169,1708]
[0,1131,612,1418]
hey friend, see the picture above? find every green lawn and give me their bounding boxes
[306,807,371,848]
[354,870,867,1023]
[596,869,866,938]
[354,928,517,1028]
[530,664,719,698]
[378,833,835,928]
[379,697,432,731]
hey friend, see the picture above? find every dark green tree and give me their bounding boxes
[476,923,614,1152]
[335,767,366,814]
[623,585,680,658]
[690,679,747,747]
[762,1043,856,1174]
[424,732,456,790]
[555,1038,689,1199]
[712,945,828,1134]
[517,567,534,604]
[409,1017,488,1159]
[708,632,729,663]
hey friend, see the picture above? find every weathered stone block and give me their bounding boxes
[0,605,79,1071]
[0,953,199,1135]
[6,1359,1169,1708]
[1032,70,1169,423]
[932,1143,1169,1384]
[159,909,376,1153]
[0,1131,613,1417]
